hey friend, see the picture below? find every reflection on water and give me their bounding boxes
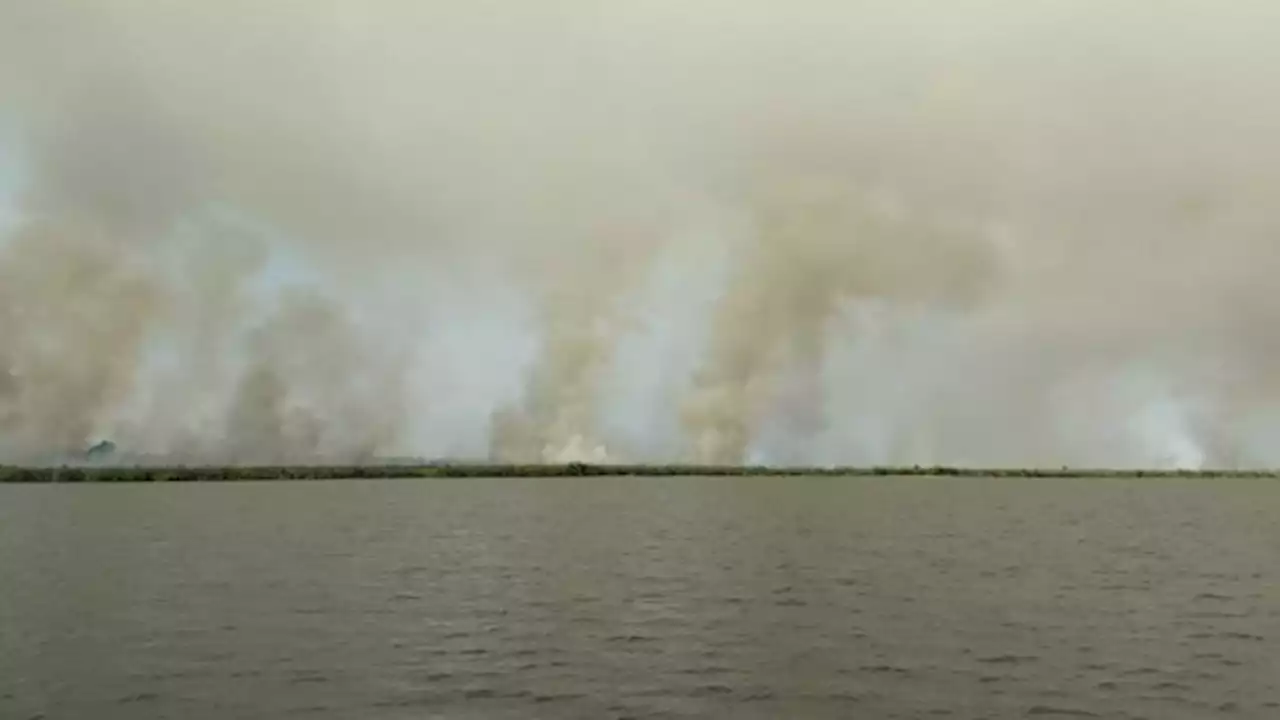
[2,477,1278,719]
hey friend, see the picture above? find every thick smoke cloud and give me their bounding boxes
[3,1,1280,467]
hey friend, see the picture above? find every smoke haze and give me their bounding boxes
[3,1,1280,467]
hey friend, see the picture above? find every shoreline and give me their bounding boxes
[2,463,1277,483]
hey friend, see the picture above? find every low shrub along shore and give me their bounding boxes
[1,463,1276,483]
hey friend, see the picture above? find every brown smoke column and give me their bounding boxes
[681,168,1000,464]
[489,225,664,463]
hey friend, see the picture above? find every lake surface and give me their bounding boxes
[2,476,1278,719]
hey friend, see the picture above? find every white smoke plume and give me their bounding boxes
[3,1,1280,467]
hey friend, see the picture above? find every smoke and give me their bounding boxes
[3,1,1280,467]
[680,172,999,463]
[0,221,161,458]
[219,286,409,463]
[488,209,668,463]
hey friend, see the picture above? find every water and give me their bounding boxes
[2,476,1278,719]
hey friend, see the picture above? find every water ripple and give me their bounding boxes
[2,477,1278,719]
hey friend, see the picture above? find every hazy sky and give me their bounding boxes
[2,1,1280,467]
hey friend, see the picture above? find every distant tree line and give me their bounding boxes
[1,463,1277,483]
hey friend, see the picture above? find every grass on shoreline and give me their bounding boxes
[1,463,1277,483]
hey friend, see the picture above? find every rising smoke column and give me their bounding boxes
[0,223,161,461]
[222,287,409,464]
[488,211,670,463]
[0,3,441,463]
[107,223,272,459]
[0,76,193,461]
[681,169,1000,464]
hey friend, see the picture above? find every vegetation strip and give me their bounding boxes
[1,464,1276,483]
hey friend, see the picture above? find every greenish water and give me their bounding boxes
[2,476,1278,719]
